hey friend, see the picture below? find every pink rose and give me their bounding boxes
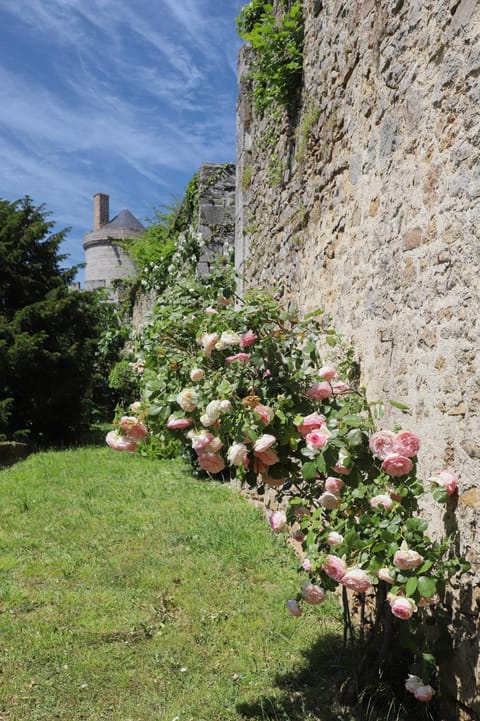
[319,492,340,510]
[369,494,394,511]
[285,599,302,617]
[318,365,336,382]
[393,549,424,570]
[306,428,330,450]
[332,381,349,395]
[197,332,220,357]
[106,430,138,453]
[268,510,287,532]
[254,448,279,466]
[225,352,250,364]
[327,531,344,546]
[227,442,249,466]
[177,388,198,412]
[253,434,277,453]
[119,416,148,441]
[197,452,226,473]
[414,685,435,702]
[369,430,396,460]
[393,431,420,458]
[253,404,275,425]
[301,582,326,605]
[429,470,458,496]
[190,367,205,382]
[166,415,193,430]
[340,568,372,593]
[302,558,312,571]
[381,453,413,477]
[325,477,344,495]
[405,675,423,694]
[417,595,439,607]
[239,329,258,348]
[332,464,352,476]
[189,431,215,453]
[322,555,346,581]
[389,595,416,620]
[296,412,327,437]
[306,381,333,401]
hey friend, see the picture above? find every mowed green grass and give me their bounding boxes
[0,448,342,721]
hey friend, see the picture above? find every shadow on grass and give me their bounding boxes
[236,631,441,721]
[237,632,345,721]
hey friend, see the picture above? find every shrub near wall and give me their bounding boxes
[107,270,468,719]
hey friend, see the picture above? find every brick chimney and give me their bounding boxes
[93,193,109,230]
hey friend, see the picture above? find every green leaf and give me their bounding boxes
[388,399,411,412]
[418,576,437,598]
[302,462,317,480]
[405,577,418,597]
[316,454,326,474]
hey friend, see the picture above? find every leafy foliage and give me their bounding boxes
[237,0,304,114]
[109,265,468,714]
[0,196,119,442]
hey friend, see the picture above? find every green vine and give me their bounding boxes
[236,1,304,116]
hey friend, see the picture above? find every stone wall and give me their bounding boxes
[197,163,236,275]
[236,0,480,716]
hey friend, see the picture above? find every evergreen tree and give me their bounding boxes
[0,196,111,443]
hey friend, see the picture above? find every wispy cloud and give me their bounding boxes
[0,0,241,276]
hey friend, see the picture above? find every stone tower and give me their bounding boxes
[83,193,144,297]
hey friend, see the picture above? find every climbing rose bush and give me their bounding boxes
[107,277,468,710]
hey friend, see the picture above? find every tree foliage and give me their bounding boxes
[0,196,116,443]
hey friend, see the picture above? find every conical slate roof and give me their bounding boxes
[107,209,144,231]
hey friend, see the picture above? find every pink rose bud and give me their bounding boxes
[325,477,344,495]
[369,494,394,511]
[225,353,250,364]
[296,412,327,437]
[318,365,336,381]
[340,568,373,593]
[429,470,458,496]
[239,329,258,348]
[306,381,333,401]
[268,511,287,532]
[166,415,193,430]
[332,381,349,395]
[301,582,326,605]
[381,453,413,477]
[285,599,302,617]
[119,416,148,442]
[106,430,138,453]
[368,430,396,459]
[377,567,396,584]
[389,595,417,619]
[393,549,424,570]
[302,558,312,571]
[393,431,420,458]
[327,531,344,546]
[190,367,205,382]
[322,555,346,581]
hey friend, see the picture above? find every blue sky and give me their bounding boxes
[0,0,243,283]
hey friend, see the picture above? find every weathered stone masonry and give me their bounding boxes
[236,0,480,716]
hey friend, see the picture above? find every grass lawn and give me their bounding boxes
[0,447,343,721]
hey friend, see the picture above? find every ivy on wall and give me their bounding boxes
[236,1,304,115]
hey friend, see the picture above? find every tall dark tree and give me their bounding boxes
[0,196,112,443]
